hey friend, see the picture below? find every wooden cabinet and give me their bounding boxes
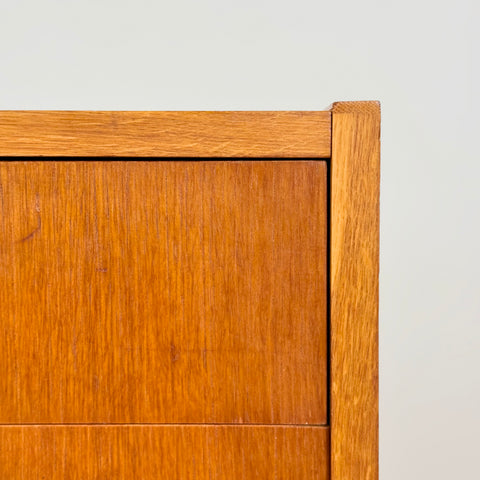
[0,102,379,479]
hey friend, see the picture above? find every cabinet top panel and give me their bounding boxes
[0,111,331,158]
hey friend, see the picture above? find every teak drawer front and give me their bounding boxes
[0,425,330,479]
[0,160,327,424]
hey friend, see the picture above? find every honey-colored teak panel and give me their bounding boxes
[0,425,329,479]
[0,111,331,157]
[0,160,327,424]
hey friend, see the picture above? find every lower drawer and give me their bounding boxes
[0,425,329,479]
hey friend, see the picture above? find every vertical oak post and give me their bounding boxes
[330,101,380,480]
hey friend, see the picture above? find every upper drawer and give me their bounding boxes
[0,160,327,425]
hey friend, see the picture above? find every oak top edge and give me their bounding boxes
[0,110,331,158]
[0,110,330,115]
[331,101,380,114]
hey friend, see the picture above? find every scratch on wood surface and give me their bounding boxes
[18,215,41,243]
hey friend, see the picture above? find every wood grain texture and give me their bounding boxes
[0,160,327,424]
[330,101,380,479]
[0,111,331,157]
[0,425,330,479]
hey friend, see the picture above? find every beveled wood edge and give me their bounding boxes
[0,111,331,158]
[329,100,380,480]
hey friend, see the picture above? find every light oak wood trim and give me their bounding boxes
[0,425,330,479]
[330,101,380,480]
[0,111,331,158]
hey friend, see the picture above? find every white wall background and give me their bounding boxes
[1,1,478,478]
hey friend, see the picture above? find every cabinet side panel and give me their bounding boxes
[330,102,380,480]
